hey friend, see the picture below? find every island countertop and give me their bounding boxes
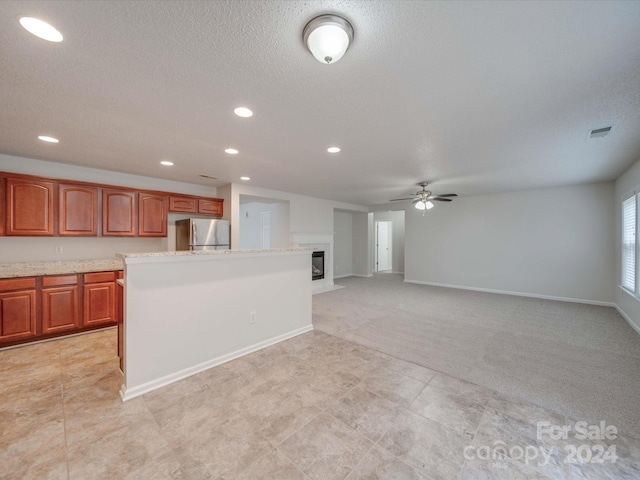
[0,258,124,278]
[117,247,313,262]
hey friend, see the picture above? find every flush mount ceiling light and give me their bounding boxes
[225,148,239,155]
[38,135,59,143]
[160,160,174,166]
[19,17,63,42]
[327,147,341,153]
[233,107,253,118]
[303,14,354,64]
[240,176,250,181]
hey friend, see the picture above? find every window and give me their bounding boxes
[622,195,636,292]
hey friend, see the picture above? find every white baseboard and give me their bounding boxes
[120,324,313,401]
[351,274,373,278]
[613,304,640,336]
[403,279,614,307]
[333,274,352,279]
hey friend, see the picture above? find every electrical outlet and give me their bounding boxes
[55,245,63,254]
[249,311,256,324]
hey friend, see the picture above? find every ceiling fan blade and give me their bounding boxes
[430,197,452,202]
[389,197,416,201]
[436,193,458,197]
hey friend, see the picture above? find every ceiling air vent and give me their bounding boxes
[199,174,218,180]
[588,126,612,139]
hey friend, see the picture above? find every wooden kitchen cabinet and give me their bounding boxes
[0,177,5,236]
[169,195,197,213]
[59,184,99,236]
[102,189,137,236]
[198,198,223,216]
[5,177,55,236]
[0,277,37,342]
[138,193,168,237]
[41,275,80,334]
[83,272,116,327]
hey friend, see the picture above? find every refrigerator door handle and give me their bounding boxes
[192,221,197,247]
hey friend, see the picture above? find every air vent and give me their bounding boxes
[199,174,218,180]
[588,126,612,139]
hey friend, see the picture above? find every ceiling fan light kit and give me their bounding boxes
[303,14,354,64]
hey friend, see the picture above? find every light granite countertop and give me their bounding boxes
[0,258,124,279]
[117,247,312,259]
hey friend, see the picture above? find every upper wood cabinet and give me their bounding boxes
[0,177,5,236]
[102,189,137,236]
[169,196,197,213]
[139,193,168,237]
[5,177,55,236]
[59,184,98,236]
[198,198,223,216]
[0,171,224,238]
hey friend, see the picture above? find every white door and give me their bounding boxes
[376,221,392,272]
[261,211,271,248]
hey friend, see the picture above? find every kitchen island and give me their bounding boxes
[118,248,313,401]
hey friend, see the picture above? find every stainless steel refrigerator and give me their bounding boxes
[175,218,230,251]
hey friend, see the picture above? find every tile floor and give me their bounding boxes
[1,328,638,479]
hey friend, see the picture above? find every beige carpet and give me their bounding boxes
[313,273,640,439]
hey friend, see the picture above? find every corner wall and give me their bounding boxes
[404,182,615,304]
[333,211,353,278]
[614,158,640,333]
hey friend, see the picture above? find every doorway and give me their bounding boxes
[375,221,392,272]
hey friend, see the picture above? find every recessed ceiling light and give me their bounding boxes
[19,17,63,42]
[38,135,59,143]
[234,107,253,118]
[240,176,250,181]
[225,148,239,155]
[160,160,174,166]
[327,147,341,153]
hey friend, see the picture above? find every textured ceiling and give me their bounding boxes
[1,0,640,206]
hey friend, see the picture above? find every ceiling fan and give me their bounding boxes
[390,182,457,213]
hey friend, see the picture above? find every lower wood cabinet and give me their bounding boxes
[83,282,115,326]
[0,270,122,348]
[0,289,37,342]
[42,275,80,334]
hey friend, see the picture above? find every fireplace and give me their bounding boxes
[312,251,325,281]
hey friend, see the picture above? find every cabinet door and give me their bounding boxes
[59,184,98,236]
[169,196,197,213]
[6,177,55,236]
[139,193,168,237]
[198,198,223,216]
[102,189,136,236]
[42,286,80,334]
[0,290,37,341]
[83,282,115,326]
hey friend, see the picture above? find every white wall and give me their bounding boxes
[122,250,312,399]
[352,212,373,277]
[404,183,615,304]
[614,158,640,333]
[0,154,218,262]
[239,200,290,249]
[224,183,368,250]
[372,210,405,274]
[333,211,353,278]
